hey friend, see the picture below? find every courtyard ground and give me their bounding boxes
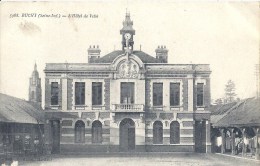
[10,153,260,166]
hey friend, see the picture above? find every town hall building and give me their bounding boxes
[43,13,212,154]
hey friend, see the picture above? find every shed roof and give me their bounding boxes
[0,93,44,124]
[210,98,260,127]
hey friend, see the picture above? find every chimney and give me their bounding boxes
[88,45,101,63]
[155,45,168,63]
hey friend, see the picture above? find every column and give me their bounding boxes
[231,128,236,155]
[221,129,226,154]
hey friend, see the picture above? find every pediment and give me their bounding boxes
[111,54,145,79]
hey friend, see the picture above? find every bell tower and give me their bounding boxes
[29,63,42,104]
[120,12,135,50]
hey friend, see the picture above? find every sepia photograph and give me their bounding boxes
[0,1,259,165]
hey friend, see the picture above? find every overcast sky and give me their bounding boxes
[1,1,259,103]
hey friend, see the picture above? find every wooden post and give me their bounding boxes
[256,128,260,160]
[231,128,236,155]
[242,128,246,157]
[221,128,226,154]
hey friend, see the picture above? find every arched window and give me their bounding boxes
[92,121,102,144]
[153,121,163,144]
[75,120,85,143]
[170,121,180,144]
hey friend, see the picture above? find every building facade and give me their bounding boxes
[44,13,212,154]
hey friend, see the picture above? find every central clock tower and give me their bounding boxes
[120,12,135,50]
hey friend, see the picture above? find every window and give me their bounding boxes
[51,82,59,105]
[92,82,102,105]
[75,121,85,143]
[121,82,135,104]
[197,83,204,106]
[153,83,163,106]
[92,121,102,144]
[170,83,180,106]
[153,121,163,144]
[32,77,36,84]
[75,82,85,105]
[170,121,180,144]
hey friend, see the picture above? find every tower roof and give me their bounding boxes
[31,62,39,77]
[120,12,135,34]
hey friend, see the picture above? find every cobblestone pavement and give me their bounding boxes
[17,153,259,166]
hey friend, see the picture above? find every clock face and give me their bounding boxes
[124,33,131,40]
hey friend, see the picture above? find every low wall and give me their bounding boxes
[60,144,194,154]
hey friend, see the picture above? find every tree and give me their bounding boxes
[225,80,237,103]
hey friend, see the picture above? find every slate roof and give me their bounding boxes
[93,50,162,63]
[210,98,260,127]
[0,93,44,124]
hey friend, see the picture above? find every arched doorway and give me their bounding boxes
[120,118,135,151]
[75,120,85,143]
[170,121,180,144]
[153,121,163,144]
[92,120,102,144]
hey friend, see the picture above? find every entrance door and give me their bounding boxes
[120,118,135,151]
[51,120,60,154]
[195,120,206,153]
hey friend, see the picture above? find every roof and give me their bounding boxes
[210,102,237,125]
[0,93,44,124]
[211,98,260,127]
[93,50,162,63]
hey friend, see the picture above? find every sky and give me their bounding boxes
[0,1,259,104]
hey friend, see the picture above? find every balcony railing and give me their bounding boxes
[112,104,144,112]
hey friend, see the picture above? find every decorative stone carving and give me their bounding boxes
[118,60,139,79]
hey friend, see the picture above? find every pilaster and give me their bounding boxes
[61,76,68,111]
[187,78,193,112]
